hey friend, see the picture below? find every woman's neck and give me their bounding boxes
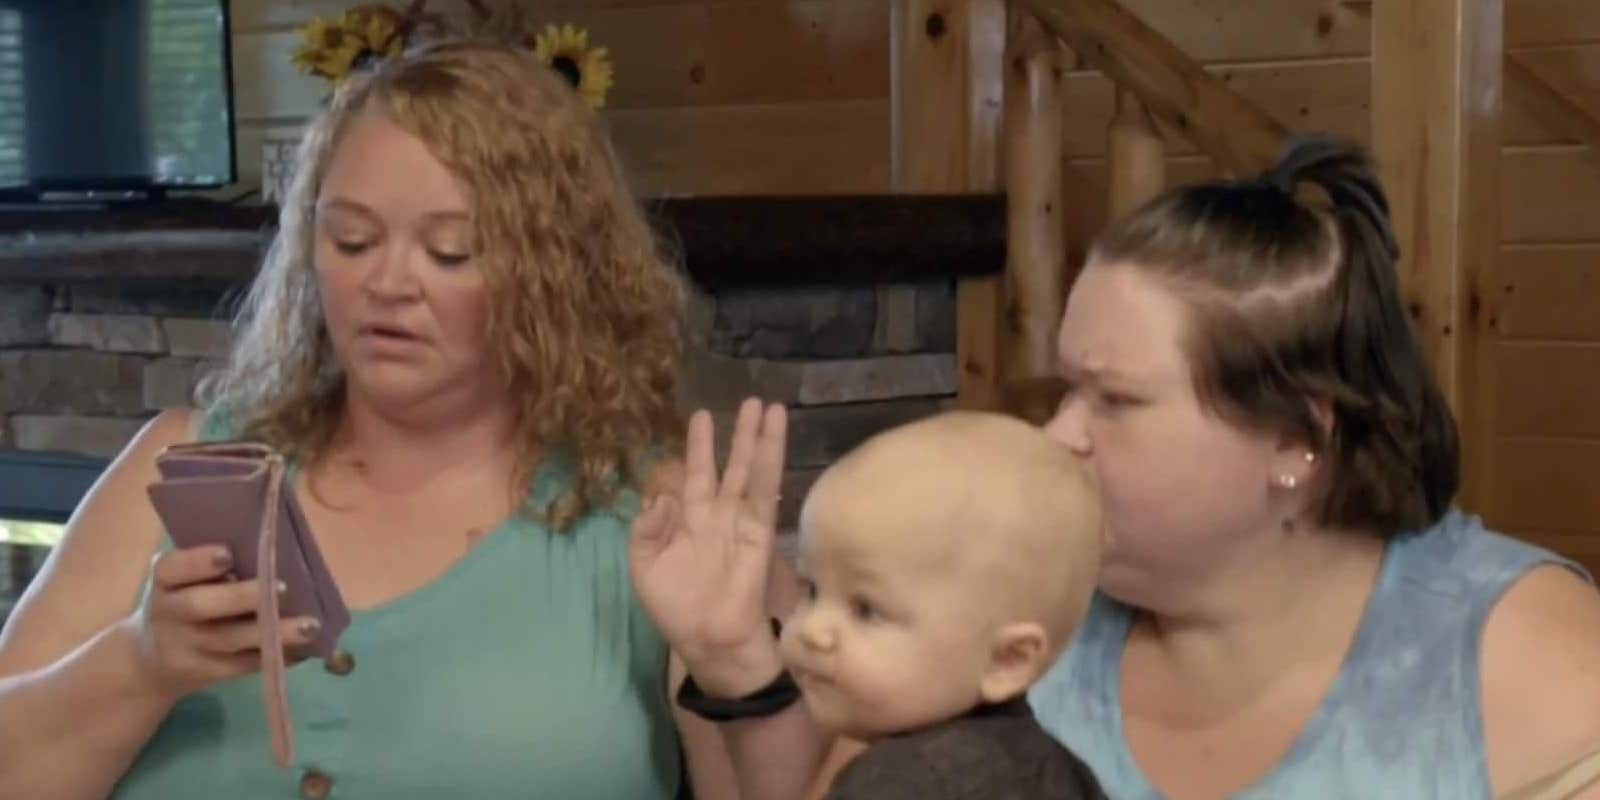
[323,386,522,495]
[1133,524,1387,703]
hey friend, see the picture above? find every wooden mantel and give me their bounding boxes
[0,195,1006,288]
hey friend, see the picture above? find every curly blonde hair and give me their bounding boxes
[201,39,685,532]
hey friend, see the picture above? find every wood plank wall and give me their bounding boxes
[229,0,892,197]
[229,0,1599,563]
[1486,3,1600,568]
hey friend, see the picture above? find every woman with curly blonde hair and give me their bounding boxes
[0,40,803,798]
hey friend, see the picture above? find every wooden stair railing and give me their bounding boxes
[992,0,1510,515]
[1343,0,1600,177]
[1108,89,1166,220]
[1016,0,1289,178]
[1503,51,1600,177]
[1001,8,1067,423]
[888,0,1289,414]
[993,0,1288,419]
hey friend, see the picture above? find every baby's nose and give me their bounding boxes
[795,611,837,653]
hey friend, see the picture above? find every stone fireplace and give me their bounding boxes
[0,195,1002,607]
[0,282,233,454]
[0,278,959,527]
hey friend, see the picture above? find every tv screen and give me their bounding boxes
[0,0,235,195]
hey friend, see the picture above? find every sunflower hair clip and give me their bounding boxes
[527,23,614,110]
[290,2,433,88]
[453,1,614,109]
[291,1,615,109]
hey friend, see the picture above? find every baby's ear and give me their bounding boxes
[978,622,1050,704]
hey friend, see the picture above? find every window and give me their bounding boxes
[145,0,229,185]
[0,452,106,624]
[0,519,63,547]
[0,519,59,622]
[0,10,25,186]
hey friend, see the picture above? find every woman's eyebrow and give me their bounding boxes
[1059,359,1136,382]
[315,197,376,218]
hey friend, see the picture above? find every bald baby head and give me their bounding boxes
[800,410,1102,655]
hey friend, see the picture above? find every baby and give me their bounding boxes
[781,410,1107,799]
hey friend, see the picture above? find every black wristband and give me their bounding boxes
[676,669,800,722]
[675,619,799,722]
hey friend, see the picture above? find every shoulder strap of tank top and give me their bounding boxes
[1499,744,1600,800]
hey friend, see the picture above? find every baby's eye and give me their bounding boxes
[849,596,876,622]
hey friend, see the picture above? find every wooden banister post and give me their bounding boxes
[891,0,1007,411]
[1373,0,1503,514]
[1018,0,1286,177]
[1001,7,1066,423]
[1107,88,1166,220]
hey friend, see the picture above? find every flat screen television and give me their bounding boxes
[0,0,236,200]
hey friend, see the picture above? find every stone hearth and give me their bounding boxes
[0,196,1004,538]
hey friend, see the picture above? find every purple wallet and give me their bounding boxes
[146,441,351,768]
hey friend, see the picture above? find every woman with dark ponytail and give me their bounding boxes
[643,135,1600,800]
[1016,135,1600,797]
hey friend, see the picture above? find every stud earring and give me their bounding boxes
[1305,451,1317,463]
[1278,474,1298,490]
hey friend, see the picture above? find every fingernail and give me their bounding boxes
[211,549,232,569]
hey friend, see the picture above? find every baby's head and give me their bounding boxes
[779,411,1101,739]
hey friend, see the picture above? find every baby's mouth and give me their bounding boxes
[791,665,833,689]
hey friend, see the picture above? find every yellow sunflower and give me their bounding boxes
[290,4,406,88]
[290,17,350,80]
[344,5,404,60]
[529,24,614,109]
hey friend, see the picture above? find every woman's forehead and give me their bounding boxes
[1059,264,1191,378]
[319,128,474,226]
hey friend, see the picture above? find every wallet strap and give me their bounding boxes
[258,454,294,768]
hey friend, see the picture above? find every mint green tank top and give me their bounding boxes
[112,414,681,798]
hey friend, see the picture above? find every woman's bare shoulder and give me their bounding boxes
[1480,564,1600,793]
[0,409,198,674]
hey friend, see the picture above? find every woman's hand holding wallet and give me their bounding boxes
[125,545,323,703]
[141,441,352,767]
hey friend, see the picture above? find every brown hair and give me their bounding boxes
[200,40,685,531]
[1089,135,1459,535]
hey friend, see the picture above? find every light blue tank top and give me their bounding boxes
[112,413,681,798]
[1030,511,1587,799]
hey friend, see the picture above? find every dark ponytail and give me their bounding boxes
[1090,134,1461,535]
[1269,136,1460,529]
